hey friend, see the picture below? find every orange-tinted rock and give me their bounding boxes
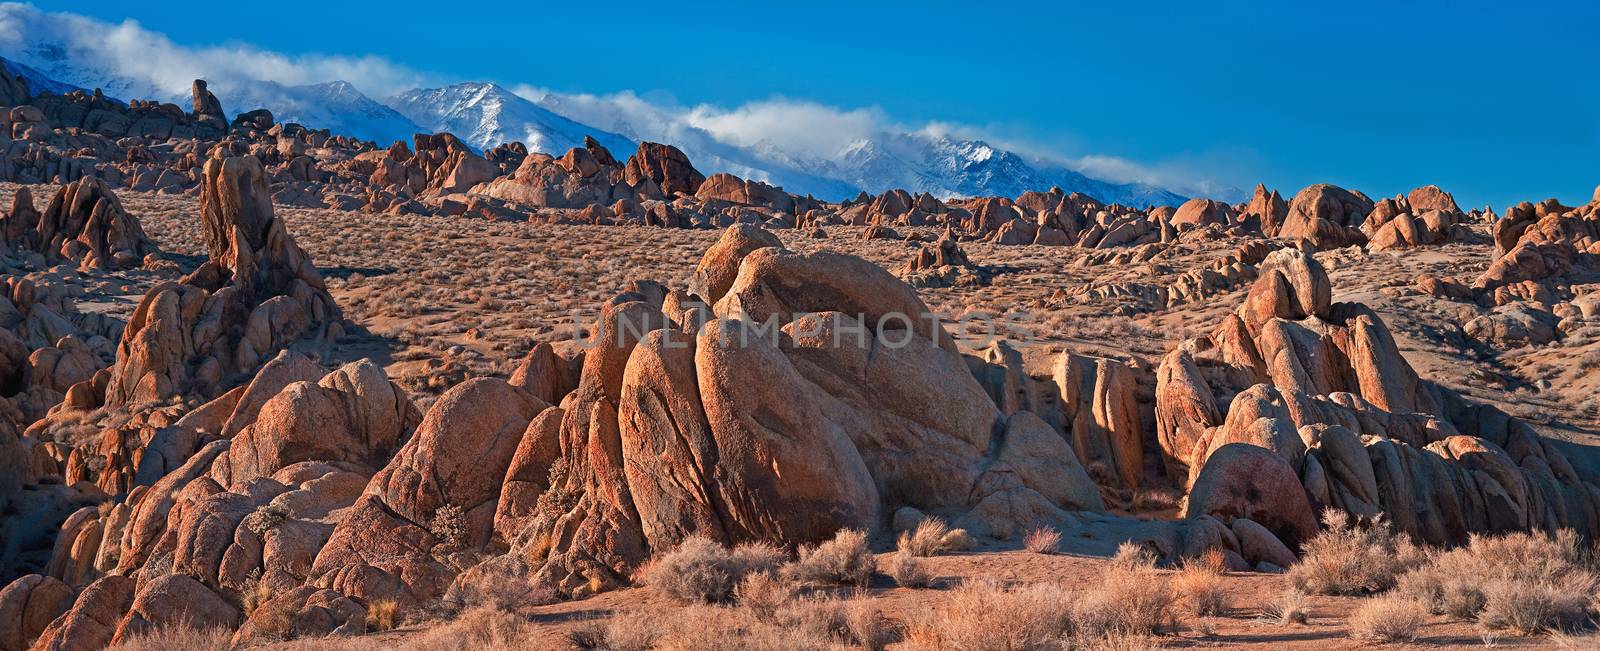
[624,142,704,197]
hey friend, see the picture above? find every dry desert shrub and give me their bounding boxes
[240,571,273,616]
[783,529,876,587]
[887,549,932,588]
[1346,595,1424,644]
[445,562,560,612]
[429,504,468,550]
[1023,527,1063,555]
[1393,529,1597,633]
[1261,589,1311,625]
[1288,510,1420,596]
[245,503,289,536]
[366,598,401,632]
[635,597,888,651]
[1108,540,1157,571]
[898,517,974,557]
[1478,574,1596,635]
[1073,558,1176,640]
[399,606,538,651]
[734,571,797,622]
[1171,558,1228,617]
[104,622,232,651]
[1550,630,1600,650]
[904,580,1075,651]
[1132,487,1181,513]
[568,610,661,651]
[643,536,786,603]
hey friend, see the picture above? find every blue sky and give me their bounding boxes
[27,0,1600,209]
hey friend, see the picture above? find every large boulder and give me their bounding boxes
[26,575,134,651]
[310,378,544,605]
[623,141,704,197]
[687,224,784,305]
[0,574,72,651]
[210,359,419,489]
[1185,443,1318,550]
[1279,184,1372,248]
[111,574,238,644]
[1053,353,1143,492]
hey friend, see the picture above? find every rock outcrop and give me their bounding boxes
[104,152,341,408]
[505,225,1104,595]
[1157,247,1599,556]
[1278,184,1372,249]
[0,178,156,269]
[623,142,704,197]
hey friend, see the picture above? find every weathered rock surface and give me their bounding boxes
[1,178,154,269]
[1159,243,1599,557]
[105,152,341,407]
[511,225,1104,595]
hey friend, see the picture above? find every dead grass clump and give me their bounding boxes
[445,561,560,612]
[1172,558,1228,617]
[1023,527,1062,555]
[1108,541,1157,571]
[904,580,1074,651]
[1393,529,1597,632]
[734,571,796,622]
[1346,595,1424,644]
[639,597,888,651]
[400,606,537,651]
[887,549,932,588]
[1288,510,1419,596]
[643,536,786,604]
[241,573,273,616]
[782,598,894,651]
[1073,560,1176,640]
[1262,589,1310,625]
[568,611,660,651]
[366,599,401,632]
[105,623,232,651]
[783,529,875,587]
[1479,575,1596,634]
[897,517,972,557]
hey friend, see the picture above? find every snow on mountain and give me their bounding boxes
[386,82,636,157]
[200,80,423,145]
[531,91,861,199]
[0,56,87,98]
[0,34,162,102]
[0,18,1213,208]
[826,132,1189,206]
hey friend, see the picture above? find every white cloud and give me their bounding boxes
[681,99,887,160]
[0,2,430,99]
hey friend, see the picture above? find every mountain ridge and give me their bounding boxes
[0,42,1232,206]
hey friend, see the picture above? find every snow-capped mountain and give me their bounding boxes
[827,134,1189,206]
[198,80,423,145]
[0,28,1216,207]
[387,83,636,158]
[0,56,86,98]
[0,33,161,102]
[531,91,862,199]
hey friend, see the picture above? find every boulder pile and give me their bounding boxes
[1,178,156,269]
[1157,248,1599,552]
